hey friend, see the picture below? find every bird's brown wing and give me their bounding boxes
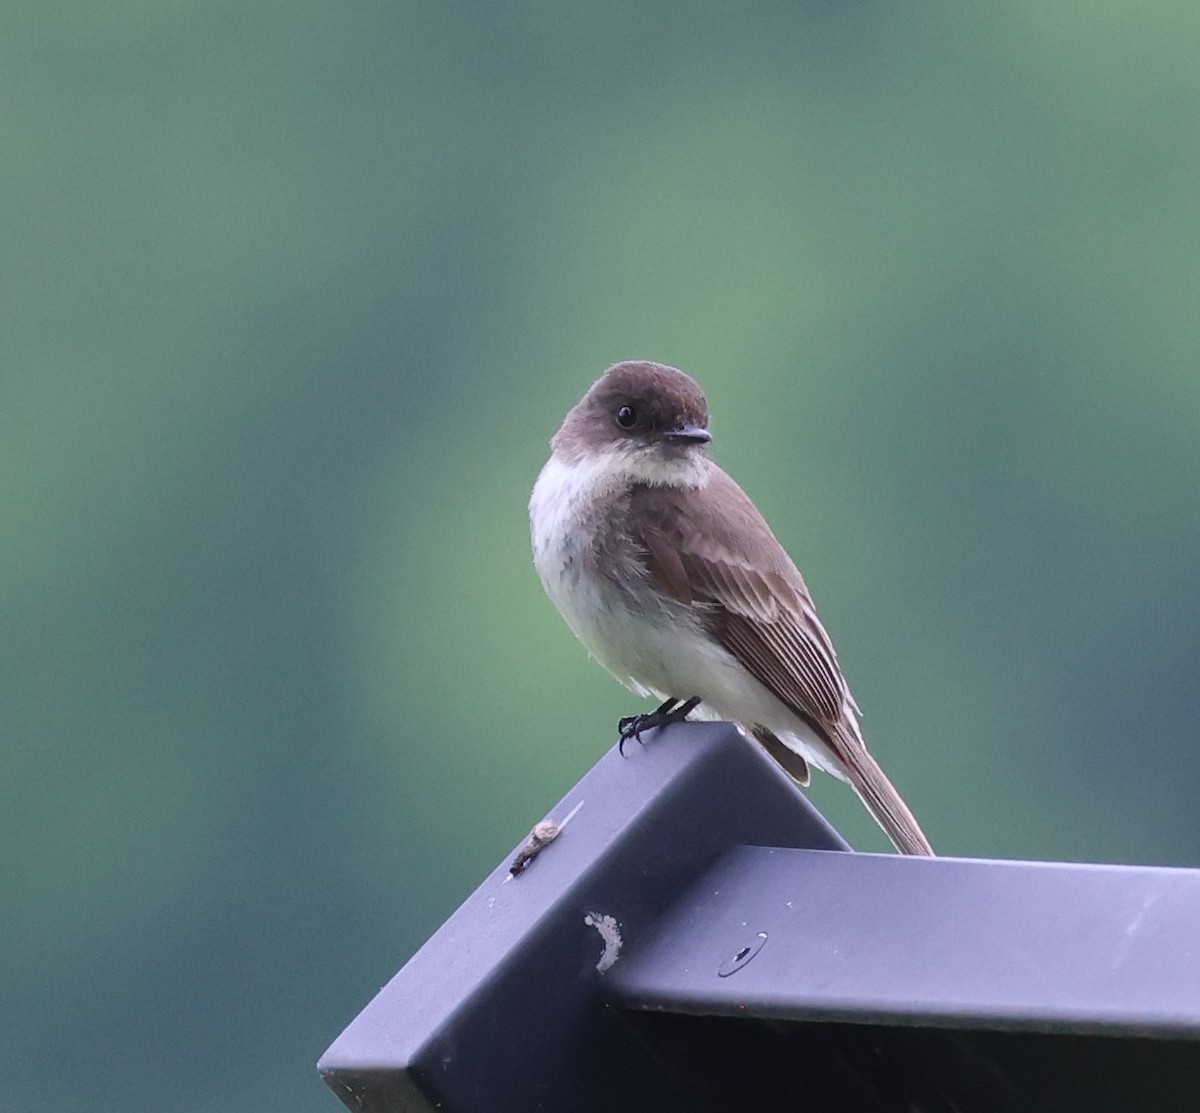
[630,470,851,750]
[630,470,935,857]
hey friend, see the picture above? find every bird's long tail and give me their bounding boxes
[836,731,935,856]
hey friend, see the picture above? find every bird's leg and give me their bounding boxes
[618,696,702,754]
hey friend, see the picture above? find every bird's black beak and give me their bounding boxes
[665,425,712,445]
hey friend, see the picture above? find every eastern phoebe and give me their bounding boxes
[529,360,934,856]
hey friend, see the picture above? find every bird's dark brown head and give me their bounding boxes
[552,361,711,472]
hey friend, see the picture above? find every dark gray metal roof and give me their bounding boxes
[318,721,1200,1112]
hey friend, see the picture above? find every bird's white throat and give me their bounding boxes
[530,444,710,572]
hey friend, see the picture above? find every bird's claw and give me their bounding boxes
[616,696,702,756]
[617,714,654,755]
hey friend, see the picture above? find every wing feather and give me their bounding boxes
[628,470,934,856]
[630,473,851,744]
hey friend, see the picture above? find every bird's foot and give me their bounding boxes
[617,696,702,755]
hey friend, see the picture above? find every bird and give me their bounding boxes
[529,360,934,856]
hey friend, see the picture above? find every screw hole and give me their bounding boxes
[718,931,768,977]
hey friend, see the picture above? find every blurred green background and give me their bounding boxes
[5,3,1200,1110]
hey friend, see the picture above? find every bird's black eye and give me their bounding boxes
[615,405,637,429]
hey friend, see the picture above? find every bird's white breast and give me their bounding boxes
[529,454,643,687]
[530,451,736,702]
